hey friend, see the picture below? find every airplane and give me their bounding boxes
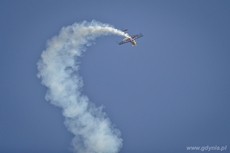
[118,29,143,46]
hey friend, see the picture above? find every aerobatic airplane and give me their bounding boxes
[118,29,143,46]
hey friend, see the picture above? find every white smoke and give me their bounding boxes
[37,20,128,153]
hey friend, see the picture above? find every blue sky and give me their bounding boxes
[0,0,230,153]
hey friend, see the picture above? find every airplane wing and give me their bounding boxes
[118,38,132,45]
[131,33,143,40]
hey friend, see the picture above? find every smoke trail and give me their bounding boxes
[37,20,127,153]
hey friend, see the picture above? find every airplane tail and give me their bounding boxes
[121,29,128,34]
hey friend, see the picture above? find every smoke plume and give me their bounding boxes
[37,20,127,153]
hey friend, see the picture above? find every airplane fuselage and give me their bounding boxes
[124,37,137,46]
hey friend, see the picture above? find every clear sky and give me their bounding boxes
[0,0,230,153]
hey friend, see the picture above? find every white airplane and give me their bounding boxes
[118,29,143,46]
